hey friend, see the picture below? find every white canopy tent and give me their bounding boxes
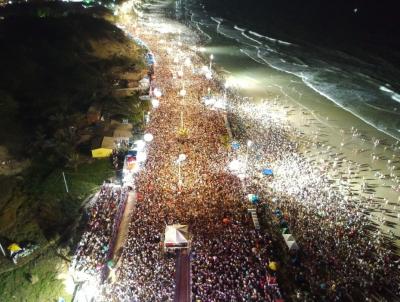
[164,224,190,250]
[282,233,299,251]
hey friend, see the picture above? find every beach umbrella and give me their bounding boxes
[262,169,273,176]
[231,141,240,150]
[107,260,115,269]
[268,261,278,271]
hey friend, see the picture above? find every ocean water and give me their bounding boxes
[168,0,400,141]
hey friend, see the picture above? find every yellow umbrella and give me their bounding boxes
[7,243,22,252]
[268,261,278,271]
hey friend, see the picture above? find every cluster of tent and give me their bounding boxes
[273,209,299,251]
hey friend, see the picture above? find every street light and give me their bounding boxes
[144,133,154,142]
[179,88,187,97]
[184,57,191,67]
[153,88,162,98]
[180,111,184,128]
[151,98,160,109]
[177,153,187,188]
[245,140,252,175]
[209,54,214,70]
[178,154,187,162]
[224,82,231,99]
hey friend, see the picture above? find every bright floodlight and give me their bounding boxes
[151,98,160,108]
[229,159,243,171]
[178,153,187,162]
[179,89,187,97]
[153,88,162,98]
[135,140,146,150]
[184,58,192,66]
[201,66,209,73]
[144,133,154,142]
[247,140,253,147]
[136,151,147,162]
[210,54,214,60]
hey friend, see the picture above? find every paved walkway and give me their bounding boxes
[174,249,191,302]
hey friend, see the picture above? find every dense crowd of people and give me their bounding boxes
[73,184,127,278]
[71,6,400,302]
[227,95,400,299]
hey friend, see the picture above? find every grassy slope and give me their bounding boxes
[0,248,72,302]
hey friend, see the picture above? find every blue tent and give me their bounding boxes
[262,169,273,176]
[231,141,240,150]
[247,194,260,204]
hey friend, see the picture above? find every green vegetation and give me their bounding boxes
[38,159,113,199]
[0,2,146,299]
[0,248,72,302]
[31,159,114,238]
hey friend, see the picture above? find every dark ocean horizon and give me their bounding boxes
[201,0,400,65]
[168,0,400,139]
